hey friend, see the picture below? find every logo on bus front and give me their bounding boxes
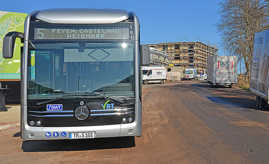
[46,104,63,112]
[101,100,114,110]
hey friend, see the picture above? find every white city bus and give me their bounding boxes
[3,9,142,142]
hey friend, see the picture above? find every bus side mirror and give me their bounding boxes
[3,32,24,59]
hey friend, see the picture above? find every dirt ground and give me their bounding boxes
[0,81,269,164]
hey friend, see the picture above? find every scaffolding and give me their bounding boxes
[147,41,218,74]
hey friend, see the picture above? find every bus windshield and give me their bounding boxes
[27,41,135,99]
[27,22,135,99]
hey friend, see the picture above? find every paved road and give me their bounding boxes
[0,81,269,164]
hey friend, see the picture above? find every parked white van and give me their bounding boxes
[142,66,167,84]
[183,68,197,80]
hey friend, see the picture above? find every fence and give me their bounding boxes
[167,72,182,81]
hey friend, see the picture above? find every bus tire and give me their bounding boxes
[122,136,135,147]
[256,96,266,110]
[129,136,135,147]
[256,96,260,110]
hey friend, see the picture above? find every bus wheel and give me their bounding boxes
[122,136,135,147]
[256,96,265,110]
[128,136,135,147]
[256,96,260,110]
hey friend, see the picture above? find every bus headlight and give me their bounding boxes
[128,117,133,123]
[36,120,42,126]
[29,120,35,126]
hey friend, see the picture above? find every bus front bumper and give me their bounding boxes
[21,122,140,141]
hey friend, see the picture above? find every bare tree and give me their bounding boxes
[218,0,268,82]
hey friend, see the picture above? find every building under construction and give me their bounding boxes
[141,45,169,66]
[147,42,218,74]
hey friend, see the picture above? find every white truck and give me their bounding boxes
[207,55,237,87]
[250,29,269,110]
[142,66,167,84]
[183,68,197,80]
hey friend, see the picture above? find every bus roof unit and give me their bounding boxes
[32,9,130,24]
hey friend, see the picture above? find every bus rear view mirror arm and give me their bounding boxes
[3,31,24,59]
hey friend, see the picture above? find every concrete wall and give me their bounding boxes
[167,67,184,81]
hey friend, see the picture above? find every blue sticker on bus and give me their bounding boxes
[45,132,51,138]
[61,132,67,137]
[46,104,63,112]
[53,132,59,137]
[45,131,68,138]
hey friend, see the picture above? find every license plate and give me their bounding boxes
[69,132,96,139]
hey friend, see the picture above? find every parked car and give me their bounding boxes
[203,73,208,80]
[197,73,207,80]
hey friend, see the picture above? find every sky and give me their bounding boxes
[0,0,225,55]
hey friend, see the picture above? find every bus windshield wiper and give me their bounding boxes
[35,94,77,106]
[35,91,134,106]
[91,91,134,105]
[35,92,99,105]
[70,91,134,104]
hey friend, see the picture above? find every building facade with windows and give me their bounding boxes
[141,45,169,66]
[147,42,217,74]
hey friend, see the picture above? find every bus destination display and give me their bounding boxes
[34,27,130,40]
